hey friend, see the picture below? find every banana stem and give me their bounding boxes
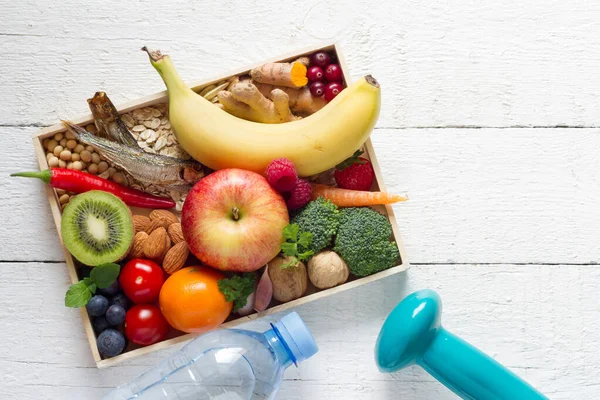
[142,47,190,96]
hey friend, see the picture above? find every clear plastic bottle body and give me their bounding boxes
[103,329,291,400]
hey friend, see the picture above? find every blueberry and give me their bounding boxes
[93,316,110,334]
[97,329,126,358]
[105,304,126,326]
[99,280,121,297]
[86,295,109,317]
[110,293,131,310]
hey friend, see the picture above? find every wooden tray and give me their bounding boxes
[32,42,409,368]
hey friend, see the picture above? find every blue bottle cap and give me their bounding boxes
[272,312,318,365]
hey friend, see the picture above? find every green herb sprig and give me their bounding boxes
[280,223,314,268]
[218,273,257,312]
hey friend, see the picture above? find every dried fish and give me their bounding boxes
[87,92,140,148]
[63,121,204,191]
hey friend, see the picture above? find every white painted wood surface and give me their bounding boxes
[1,1,599,399]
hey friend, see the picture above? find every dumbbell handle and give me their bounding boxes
[420,328,548,400]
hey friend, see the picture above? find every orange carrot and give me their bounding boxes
[310,183,408,207]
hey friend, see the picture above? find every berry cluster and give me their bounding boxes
[265,158,312,210]
[307,51,344,102]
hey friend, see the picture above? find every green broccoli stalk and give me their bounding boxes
[334,207,400,277]
[291,197,341,254]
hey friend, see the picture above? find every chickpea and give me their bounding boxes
[80,150,92,163]
[107,167,117,177]
[74,144,85,154]
[72,161,83,170]
[59,194,70,204]
[58,160,67,168]
[88,163,99,175]
[54,132,64,141]
[56,188,66,195]
[65,130,77,140]
[46,152,54,162]
[48,156,60,168]
[71,153,80,162]
[112,172,126,185]
[85,145,95,153]
[53,145,64,157]
[97,161,109,173]
[42,138,49,148]
[91,152,101,164]
[66,162,73,169]
[59,150,72,161]
[46,139,58,152]
[66,139,77,150]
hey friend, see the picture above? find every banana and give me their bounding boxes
[143,47,381,177]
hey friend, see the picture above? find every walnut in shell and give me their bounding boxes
[307,251,349,289]
[268,256,307,302]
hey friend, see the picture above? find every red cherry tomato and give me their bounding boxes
[119,258,165,304]
[125,304,169,346]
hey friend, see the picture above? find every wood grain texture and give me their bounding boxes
[2,0,600,398]
[2,0,600,128]
[4,126,599,264]
[1,262,599,399]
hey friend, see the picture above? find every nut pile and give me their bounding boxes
[130,210,190,274]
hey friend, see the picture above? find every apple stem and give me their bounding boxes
[232,206,240,221]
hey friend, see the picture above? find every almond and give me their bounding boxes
[144,227,169,260]
[162,242,189,274]
[149,209,179,225]
[132,215,151,234]
[144,217,170,234]
[129,231,148,259]
[167,223,185,244]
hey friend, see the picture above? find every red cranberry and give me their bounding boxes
[307,66,324,82]
[324,82,344,102]
[324,64,343,82]
[310,51,331,68]
[310,81,326,97]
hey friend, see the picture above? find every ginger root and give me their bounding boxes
[250,61,308,88]
[254,83,327,116]
[218,79,300,123]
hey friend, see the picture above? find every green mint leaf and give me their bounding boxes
[297,231,313,249]
[90,263,120,289]
[218,274,257,312]
[88,283,97,294]
[280,242,297,257]
[281,256,299,269]
[282,224,299,242]
[65,281,93,308]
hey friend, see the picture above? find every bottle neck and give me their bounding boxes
[264,329,294,369]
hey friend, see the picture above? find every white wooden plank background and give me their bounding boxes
[1,0,599,399]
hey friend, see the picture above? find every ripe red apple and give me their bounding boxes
[181,169,289,272]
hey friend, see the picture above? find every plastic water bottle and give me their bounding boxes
[103,312,318,400]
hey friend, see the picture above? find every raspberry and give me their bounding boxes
[286,179,312,210]
[265,158,298,192]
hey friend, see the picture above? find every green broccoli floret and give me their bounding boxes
[291,197,340,254]
[334,207,400,277]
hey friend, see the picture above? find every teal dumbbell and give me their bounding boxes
[375,289,548,400]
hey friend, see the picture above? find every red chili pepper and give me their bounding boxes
[11,168,176,209]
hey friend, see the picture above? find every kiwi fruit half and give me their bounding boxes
[61,191,133,266]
